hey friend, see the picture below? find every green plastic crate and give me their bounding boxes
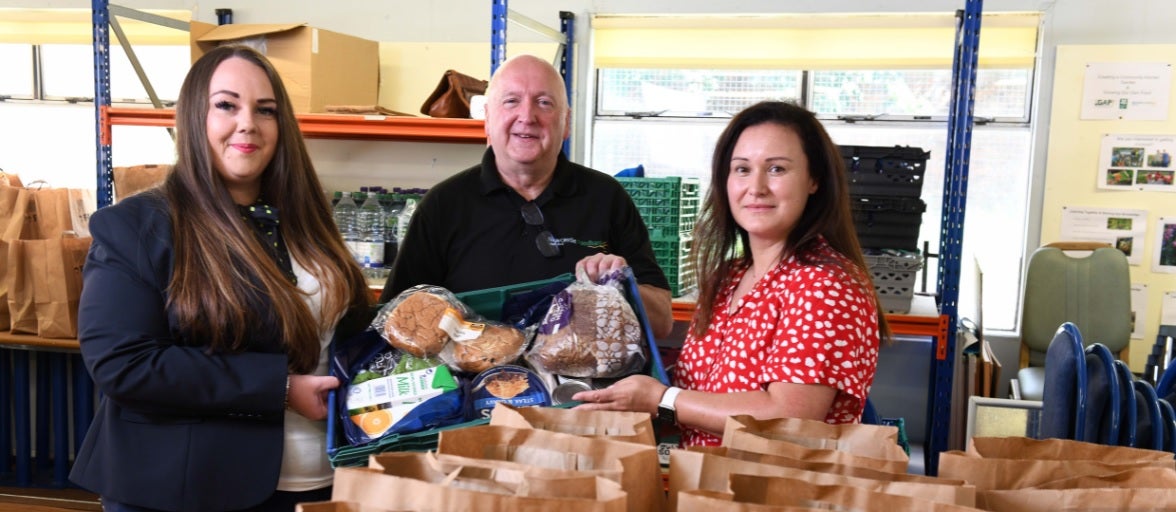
[617,177,701,238]
[650,235,697,298]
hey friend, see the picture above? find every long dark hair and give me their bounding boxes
[166,45,369,372]
[691,101,889,341]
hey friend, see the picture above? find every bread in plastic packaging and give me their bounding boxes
[374,285,470,357]
[373,284,529,372]
[526,269,646,378]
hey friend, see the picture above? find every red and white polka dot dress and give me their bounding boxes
[674,238,880,447]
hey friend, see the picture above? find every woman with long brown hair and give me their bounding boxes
[576,101,887,447]
[70,45,369,511]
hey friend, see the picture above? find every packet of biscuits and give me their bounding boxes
[525,268,647,378]
[374,285,529,373]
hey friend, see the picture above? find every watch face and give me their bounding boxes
[657,405,676,424]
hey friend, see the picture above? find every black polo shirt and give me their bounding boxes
[380,148,669,302]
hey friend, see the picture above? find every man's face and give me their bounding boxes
[483,57,570,173]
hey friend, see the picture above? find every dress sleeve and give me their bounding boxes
[760,263,880,405]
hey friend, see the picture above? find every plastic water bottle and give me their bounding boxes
[333,191,361,263]
[396,197,418,247]
[356,190,386,275]
[382,192,402,266]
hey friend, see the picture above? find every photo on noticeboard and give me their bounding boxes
[1152,218,1176,274]
[1099,134,1176,192]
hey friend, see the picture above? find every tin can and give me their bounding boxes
[551,376,592,405]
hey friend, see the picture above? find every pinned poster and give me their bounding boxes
[1059,206,1147,265]
[1098,134,1176,192]
[1082,62,1171,120]
[1155,217,1176,274]
[1162,292,1176,325]
[1131,283,1148,339]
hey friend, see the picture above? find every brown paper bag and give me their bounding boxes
[0,185,23,330]
[67,188,96,238]
[677,490,824,512]
[489,403,657,445]
[719,474,982,511]
[369,451,619,482]
[977,488,1176,512]
[7,237,90,337]
[721,417,908,474]
[1030,466,1176,489]
[419,69,488,118]
[331,454,626,512]
[3,187,72,241]
[967,436,1174,463]
[437,424,664,512]
[724,415,903,458]
[694,446,947,484]
[937,450,1173,491]
[112,164,170,203]
[668,449,976,512]
[297,502,406,512]
[0,171,22,188]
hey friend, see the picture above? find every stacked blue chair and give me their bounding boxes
[1156,399,1176,453]
[1132,380,1164,451]
[1040,322,1087,440]
[1112,360,1138,447]
[1080,343,1121,445]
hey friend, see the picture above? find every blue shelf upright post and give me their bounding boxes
[558,11,574,157]
[93,0,114,209]
[926,0,983,476]
[490,0,508,77]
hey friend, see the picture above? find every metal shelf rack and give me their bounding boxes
[92,0,575,209]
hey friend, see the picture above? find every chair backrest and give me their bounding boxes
[1040,322,1087,440]
[1020,245,1131,368]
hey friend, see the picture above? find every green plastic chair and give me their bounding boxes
[1014,242,1132,402]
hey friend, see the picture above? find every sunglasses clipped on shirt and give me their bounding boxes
[520,201,567,258]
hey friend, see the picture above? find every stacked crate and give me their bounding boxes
[840,145,929,314]
[616,176,700,297]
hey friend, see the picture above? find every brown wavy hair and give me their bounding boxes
[690,101,890,342]
[165,45,369,372]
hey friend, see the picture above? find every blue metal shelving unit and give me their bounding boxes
[924,0,983,476]
[93,0,114,209]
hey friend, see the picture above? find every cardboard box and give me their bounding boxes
[191,21,378,114]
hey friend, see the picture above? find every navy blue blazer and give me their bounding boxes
[70,192,300,511]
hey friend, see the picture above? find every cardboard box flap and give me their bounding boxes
[196,23,306,43]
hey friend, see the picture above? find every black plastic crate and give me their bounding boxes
[840,145,930,198]
[851,195,925,250]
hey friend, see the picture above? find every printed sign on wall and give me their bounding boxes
[1098,134,1176,192]
[1082,62,1172,120]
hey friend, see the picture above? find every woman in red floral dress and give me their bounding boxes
[575,101,889,446]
